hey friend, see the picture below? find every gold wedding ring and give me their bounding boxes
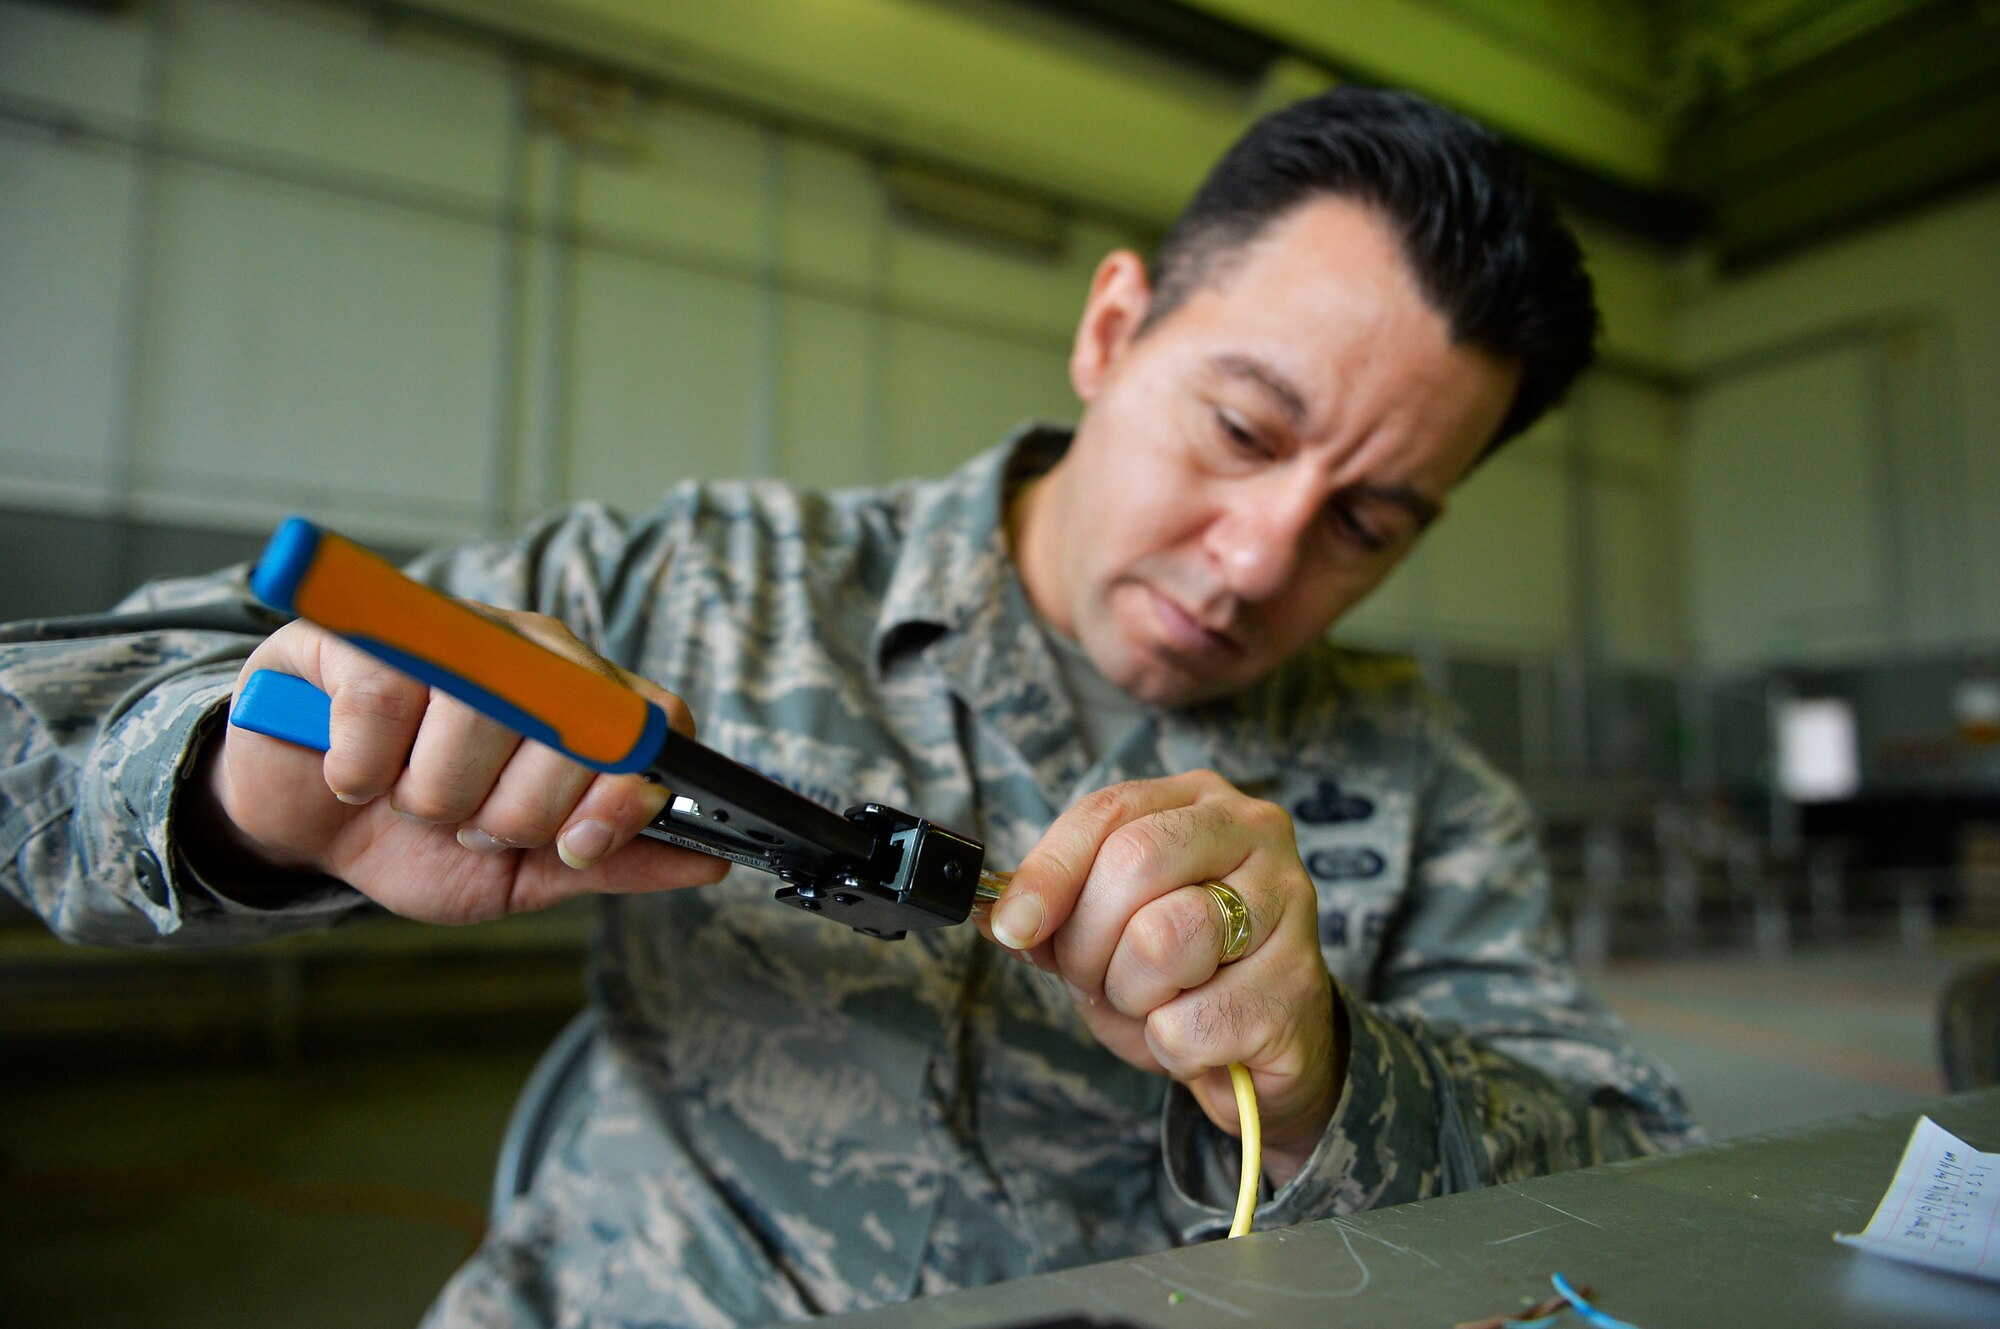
[1200,880,1252,964]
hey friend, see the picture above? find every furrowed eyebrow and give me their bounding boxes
[1209,354,1310,428]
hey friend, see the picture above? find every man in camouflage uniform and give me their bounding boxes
[0,91,1696,1327]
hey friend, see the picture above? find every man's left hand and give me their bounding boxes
[977,770,1345,1185]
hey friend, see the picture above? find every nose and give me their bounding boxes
[1204,476,1318,603]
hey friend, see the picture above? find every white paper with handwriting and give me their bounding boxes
[1836,1116,2000,1282]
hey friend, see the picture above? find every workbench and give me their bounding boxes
[810,1087,2000,1329]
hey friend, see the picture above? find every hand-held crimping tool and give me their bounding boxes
[229,517,1005,940]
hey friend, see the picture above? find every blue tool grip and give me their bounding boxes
[249,516,320,616]
[231,669,333,752]
[228,663,673,784]
[226,668,668,776]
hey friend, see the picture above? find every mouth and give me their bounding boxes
[1147,588,1242,660]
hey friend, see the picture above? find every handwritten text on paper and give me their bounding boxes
[1836,1116,2000,1282]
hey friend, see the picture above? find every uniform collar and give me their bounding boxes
[870,421,1067,668]
[872,423,1284,810]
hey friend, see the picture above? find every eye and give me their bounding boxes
[1213,407,1270,459]
[1330,499,1389,553]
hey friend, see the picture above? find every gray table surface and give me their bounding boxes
[806,1087,2000,1329]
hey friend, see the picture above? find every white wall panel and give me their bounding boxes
[883,317,1073,480]
[162,0,510,203]
[566,253,760,503]
[1593,478,1680,665]
[778,138,879,291]
[1679,184,2000,648]
[777,294,875,491]
[577,100,765,269]
[1586,373,1683,663]
[1402,447,1574,654]
[1586,371,1678,473]
[0,0,1714,685]
[135,164,502,538]
[888,220,1098,344]
[1684,346,1887,665]
[0,1,154,123]
[1873,325,1974,652]
[0,135,139,503]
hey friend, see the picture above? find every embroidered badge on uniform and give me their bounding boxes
[1304,846,1387,881]
[1291,779,1375,825]
[1320,909,1390,949]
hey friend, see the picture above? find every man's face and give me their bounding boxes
[1012,196,1521,708]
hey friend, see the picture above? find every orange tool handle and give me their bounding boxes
[248,517,667,774]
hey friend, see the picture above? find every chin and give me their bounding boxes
[1085,633,1221,709]
[1124,661,1238,709]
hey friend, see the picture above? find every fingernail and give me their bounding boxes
[557,820,614,870]
[1064,979,1097,1007]
[456,827,510,854]
[992,893,1043,951]
[390,801,425,823]
[332,790,370,806]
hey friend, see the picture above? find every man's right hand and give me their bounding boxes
[191,612,729,923]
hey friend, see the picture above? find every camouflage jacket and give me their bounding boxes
[0,426,1699,1328]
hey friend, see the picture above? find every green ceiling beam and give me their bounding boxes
[1183,0,1671,186]
[396,0,1249,225]
[385,0,1988,265]
[1677,8,2000,188]
[393,0,1676,221]
[1708,84,2000,266]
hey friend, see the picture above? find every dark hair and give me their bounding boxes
[1141,88,1598,453]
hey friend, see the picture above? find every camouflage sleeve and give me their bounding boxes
[0,567,367,946]
[0,500,688,950]
[1164,717,1701,1236]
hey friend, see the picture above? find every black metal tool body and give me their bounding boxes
[229,518,988,940]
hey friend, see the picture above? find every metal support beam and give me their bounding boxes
[1185,0,1669,185]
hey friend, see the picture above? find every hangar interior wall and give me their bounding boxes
[3,0,1995,793]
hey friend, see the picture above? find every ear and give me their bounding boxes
[1069,250,1153,404]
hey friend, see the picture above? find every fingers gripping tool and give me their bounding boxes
[230,518,1007,939]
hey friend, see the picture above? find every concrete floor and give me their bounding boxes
[1595,941,1960,1139]
[2,932,1992,1327]
[0,1044,535,1327]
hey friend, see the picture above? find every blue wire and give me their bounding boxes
[1550,1272,1642,1329]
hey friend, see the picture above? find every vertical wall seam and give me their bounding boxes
[749,126,783,479]
[863,154,892,486]
[1865,335,1909,643]
[532,138,578,513]
[106,0,174,592]
[487,56,530,534]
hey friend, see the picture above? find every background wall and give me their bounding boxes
[0,0,1102,613]
[0,0,1686,688]
[3,0,1996,803]
[1679,185,2000,666]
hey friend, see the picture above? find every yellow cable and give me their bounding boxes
[1227,1061,1259,1238]
[980,870,1260,1237]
